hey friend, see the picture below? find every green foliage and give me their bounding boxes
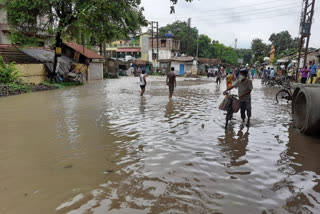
[159,21,198,56]
[159,21,239,65]
[7,83,31,93]
[42,80,83,88]
[251,39,268,63]
[0,56,20,84]
[8,31,42,47]
[5,0,147,46]
[235,49,253,65]
[269,31,299,55]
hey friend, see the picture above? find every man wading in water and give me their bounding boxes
[166,67,176,98]
[224,69,253,126]
[140,70,147,96]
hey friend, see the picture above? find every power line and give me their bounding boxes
[195,10,307,25]
[149,3,301,21]
[173,0,300,15]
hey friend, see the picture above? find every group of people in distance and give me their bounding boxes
[139,67,176,98]
[299,60,318,84]
[140,66,253,126]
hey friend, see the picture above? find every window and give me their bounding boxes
[161,40,166,48]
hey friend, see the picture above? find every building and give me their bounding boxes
[148,37,180,62]
[63,42,105,80]
[106,37,142,60]
[0,5,52,47]
[197,58,222,74]
[170,57,194,76]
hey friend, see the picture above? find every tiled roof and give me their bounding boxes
[133,60,150,66]
[116,48,141,52]
[170,56,194,62]
[0,44,42,63]
[64,42,104,59]
[197,58,221,65]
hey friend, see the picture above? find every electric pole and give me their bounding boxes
[296,0,316,82]
[150,21,159,61]
[151,21,154,61]
[156,22,159,61]
[187,18,191,56]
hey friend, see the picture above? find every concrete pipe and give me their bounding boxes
[293,86,320,135]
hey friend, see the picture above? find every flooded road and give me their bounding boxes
[1,76,320,214]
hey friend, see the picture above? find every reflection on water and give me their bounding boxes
[0,77,320,214]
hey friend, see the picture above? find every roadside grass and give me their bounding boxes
[42,80,83,88]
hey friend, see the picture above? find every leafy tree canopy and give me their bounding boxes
[269,31,299,55]
[5,0,147,46]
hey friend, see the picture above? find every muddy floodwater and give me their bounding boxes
[1,77,320,214]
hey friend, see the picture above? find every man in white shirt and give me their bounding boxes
[140,70,147,96]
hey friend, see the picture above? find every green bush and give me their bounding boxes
[0,56,20,83]
[7,83,31,93]
[42,80,83,88]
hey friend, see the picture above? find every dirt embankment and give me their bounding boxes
[0,83,58,97]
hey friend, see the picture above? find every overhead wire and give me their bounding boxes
[149,3,301,21]
[173,0,301,15]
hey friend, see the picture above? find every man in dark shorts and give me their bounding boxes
[166,67,176,98]
[140,70,146,96]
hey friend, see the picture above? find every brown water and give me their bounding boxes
[0,77,320,214]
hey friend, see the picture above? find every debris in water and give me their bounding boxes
[64,164,73,169]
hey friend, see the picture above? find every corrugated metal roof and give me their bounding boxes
[64,42,104,59]
[21,48,54,63]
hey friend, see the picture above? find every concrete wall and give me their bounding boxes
[171,61,192,76]
[15,64,47,84]
[148,49,172,62]
[140,34,150,61]
[88,62,103,80]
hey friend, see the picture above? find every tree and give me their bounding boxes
[5,0,147,77]
[235,49,252,65]
[197,34,211,58]
[251,39,268,63]
[159,21,198,56]
[269,31,299,55]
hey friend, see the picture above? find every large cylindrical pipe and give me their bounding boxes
[293,86,320,135]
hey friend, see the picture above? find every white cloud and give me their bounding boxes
[141,0,320,49]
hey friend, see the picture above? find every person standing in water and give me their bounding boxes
[140,70,147,96]
[224,69,253,126]
[166,67,177,98]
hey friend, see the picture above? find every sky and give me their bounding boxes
[140,0,320,49]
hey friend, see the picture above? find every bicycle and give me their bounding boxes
[223,92,240,129]
[275,82,293,104]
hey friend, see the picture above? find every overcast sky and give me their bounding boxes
[141,0,320,49]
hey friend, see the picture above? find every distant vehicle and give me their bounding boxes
[124,55,136,61]
[207,67,218,77]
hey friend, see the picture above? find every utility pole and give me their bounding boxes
[187,18,191,56]
[296,0,316,82]
[156,22,159,61]
[151,21,154,61]
[234,38,238,50]
[196,33,199,60]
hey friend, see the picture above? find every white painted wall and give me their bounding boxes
[148,49,172,62]
[88,62,103,80]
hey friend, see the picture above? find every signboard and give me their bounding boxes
[238,58,244,64]
[74,52,80,61]
[55,47,62,56]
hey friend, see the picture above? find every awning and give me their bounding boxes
[116,48,141,53]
